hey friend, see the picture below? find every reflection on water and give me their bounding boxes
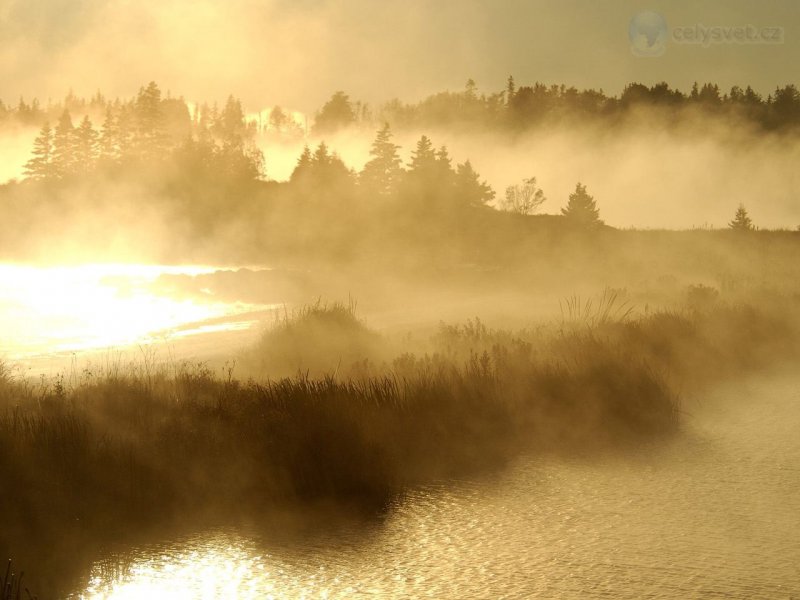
[74,375,800,599]
[0,263,269,360]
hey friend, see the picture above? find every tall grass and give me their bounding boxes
[2,292,799,595]
[1,560,36,600]
[240,299,388,378]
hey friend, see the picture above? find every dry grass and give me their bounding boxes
[2,293,799,596]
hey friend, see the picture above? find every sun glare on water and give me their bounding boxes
[0,263,254,358]
[80,530,344,600]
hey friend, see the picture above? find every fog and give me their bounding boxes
[260,115,800,230]
[3,108,800,241]
[3,0,799,108]
[2,1,800,598]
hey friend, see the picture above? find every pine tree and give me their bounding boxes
[135,81,167,159]
[290,145,313,184]
[728,204,754,231]
[269,105,288,132]
[360,123,402,197]
[74,116,99,174]
[116,105,136,158]
[99,108,119,163]
[435,146,454,175]
[455,160,495,208]
[313,91,356,134]
[506,75,516,105]
[408,135,436,172]
[561,182,602,227]
[23,121,55,180]
[216,95,247,145]
[52,109,76,178]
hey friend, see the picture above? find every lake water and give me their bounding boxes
[74,372,800,599]
[0,263,272,371]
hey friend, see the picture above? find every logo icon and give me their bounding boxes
[629,11,668,57]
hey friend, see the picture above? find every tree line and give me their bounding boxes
[314,79,800,134]
[15,81,765,232]
[5,79,800,141]
[22,82,264,182]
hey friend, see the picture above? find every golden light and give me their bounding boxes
[0,264,260,358]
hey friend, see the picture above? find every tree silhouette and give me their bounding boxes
[313,91,356,134]
[215,95,247,145]
[454,160,495,208]
[290,143,352,191]
[135,81,167,159]
[728,204,754,231]
[269,106,289,132]
[74,116,98,174]
[360,123,402,197]
[98,108,119,163]
[52,109,76,178]
[502,177,546,215]
[562,182,602,227]
[23,121,55,180]
[290,145,314,184]
[506,75,516,105]
[408,135,436,173]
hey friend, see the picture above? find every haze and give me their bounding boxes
[1,1,799,598]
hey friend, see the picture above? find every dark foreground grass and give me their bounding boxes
[1,559,36,600]
[1,295,799,596]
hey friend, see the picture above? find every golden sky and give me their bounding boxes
[1,0,796,108]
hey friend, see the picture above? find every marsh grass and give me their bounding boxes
[241,298,389,378]
[1,560,36,600]
[2,293,800,596]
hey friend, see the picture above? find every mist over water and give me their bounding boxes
[0,264,272,371]
[2,2,800,598]
[75,372,800,599]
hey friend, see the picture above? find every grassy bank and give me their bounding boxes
[2,293,799,595]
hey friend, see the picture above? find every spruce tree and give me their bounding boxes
[290,145,313,184]
[313,91,356,134]
[74,115,99,174]
[52,109,76,178]
[135,81,167,159]
[23,121,55,180]
[729,204,754,231]
[455,160,495,208]
[360,123,402,197]
[407,135,436,173]
[99,108,118,162]
[216,95,247,145]
[561,182,602,227]
[269,106,288,132]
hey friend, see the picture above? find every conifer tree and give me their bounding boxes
[99,108,119,162]
[561,182,602,227]
[455,160,495,208]
[269,106,288,132]
[135,81,167,159]
[290,145,313,184]
[52,109,76,178]
[506,75,516,105]
[728,204,754,231]
[74,115,99,174]
[216,95,247,145]
[313,91,356,134]
[23,121,55,180]
[435,146,454,176]
[360,124,402,196]
[408,135,437,173]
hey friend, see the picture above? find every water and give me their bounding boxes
[0,263,272,369]
[74,373,800,599]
